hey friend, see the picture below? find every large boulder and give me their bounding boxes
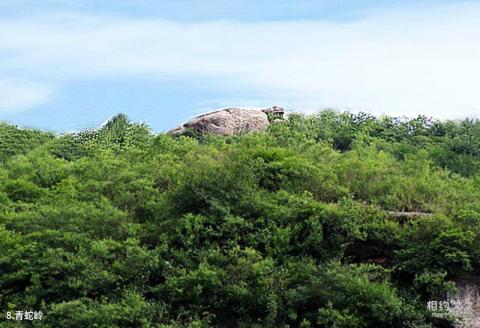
[168,106,284,136]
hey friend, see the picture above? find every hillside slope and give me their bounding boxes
[0,111,479,327]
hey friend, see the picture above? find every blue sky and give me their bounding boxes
[0,0,479,132]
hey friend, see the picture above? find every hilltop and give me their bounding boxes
[0,110,479,327]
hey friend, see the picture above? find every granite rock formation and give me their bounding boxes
[168,106,284,136]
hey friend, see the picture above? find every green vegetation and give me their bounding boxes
[1,111,479,327]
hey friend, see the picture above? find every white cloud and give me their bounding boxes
[1,2,480,118]
[0,79,54,112]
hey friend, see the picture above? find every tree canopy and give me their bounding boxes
[1,112,479,327]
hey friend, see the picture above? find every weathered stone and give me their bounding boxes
[387,211,433,219]
[168,106,284,136]
[449,277,480,327]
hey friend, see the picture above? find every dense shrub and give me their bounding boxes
[0,111,479,327]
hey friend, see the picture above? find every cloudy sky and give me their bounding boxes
[0,0,479,132]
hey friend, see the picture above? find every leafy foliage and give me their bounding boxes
[1,111,479,327]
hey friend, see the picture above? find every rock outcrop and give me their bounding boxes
[168,106,284,136]
[449,277,480,327]
[387,211,433,220]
